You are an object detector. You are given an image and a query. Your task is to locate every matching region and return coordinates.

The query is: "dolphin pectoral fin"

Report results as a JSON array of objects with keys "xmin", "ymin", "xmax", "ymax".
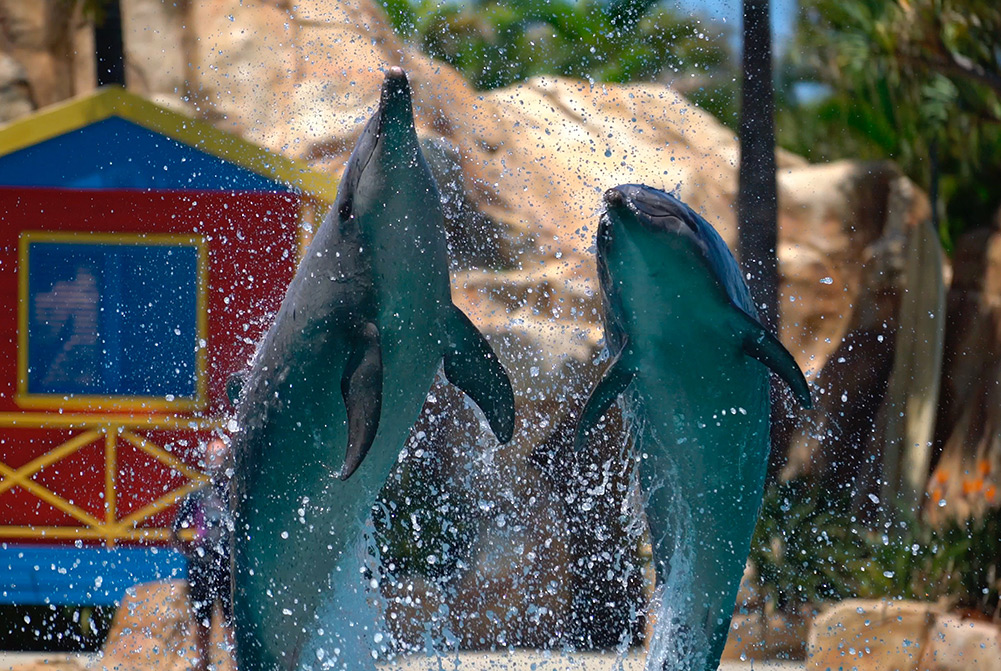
[
  {"xmin": 574, "ymin": 351, "xmax": 635, "ymax": 451},
  {"xmin": 339, "ymin": 322, "xmax": 383, "ymax": 481},
  {"xmin": 739, "ymin": 316, "xmax": 813, "ymax": 409},
  {"xmin": 442, "ymin": 304, "xmax": 516, "ymax": 443}
]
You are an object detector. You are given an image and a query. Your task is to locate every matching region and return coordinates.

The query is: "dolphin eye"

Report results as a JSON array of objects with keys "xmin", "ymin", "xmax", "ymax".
[{"xmin": 338, "ymin": 196, "xmax": 353, "ymax": 221}]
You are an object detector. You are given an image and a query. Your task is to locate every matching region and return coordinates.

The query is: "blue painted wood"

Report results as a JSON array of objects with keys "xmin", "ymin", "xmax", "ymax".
[
  {"xmin": 0, "ymin": 545, "xmax": 188, "ymax": 605},
  {"xmin": 26, "ymin": 240, "xmax": 200, "ymax": 398},
  {"xmin": 0, "ymin": 117, "xmax": 292, "ymax": 192}
]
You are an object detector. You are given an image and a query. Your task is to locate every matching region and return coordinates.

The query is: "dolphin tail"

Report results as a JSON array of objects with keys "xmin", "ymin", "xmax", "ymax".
[
  {"xmin": 738, "ymin": 312, "xmax": 813, "ymax": 409},
  {"xmin": 442, "ymin": 304, "xmax": 516, "ymax": 443},
  {"xmin": 339, "ymin": 322, "xmax": 384, "ymax": 480},
  {"xmin": 573, "ymin": 348, "xmax": 635, "ymax": 451}
]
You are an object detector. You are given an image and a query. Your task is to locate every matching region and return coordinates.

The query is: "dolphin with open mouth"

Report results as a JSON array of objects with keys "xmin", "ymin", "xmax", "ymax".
[
  {"xmin": 575, "ymin": 184, "xmax": 811, "ymax": 671},
  {"xmin": 230, "ymin": 67, "xmax": 515, "ymax": 671}
]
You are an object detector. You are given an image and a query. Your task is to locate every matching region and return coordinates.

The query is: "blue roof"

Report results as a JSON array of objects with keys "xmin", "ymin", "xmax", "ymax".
[{"xmin": 0, "ymin": 116, "xmax": 293, "ymax": 191}]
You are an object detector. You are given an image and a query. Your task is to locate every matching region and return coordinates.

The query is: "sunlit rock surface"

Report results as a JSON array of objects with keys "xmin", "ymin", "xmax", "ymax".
[
  {"xmin": 97, "ymin": 580, "xmax": 234, "ymax": 671},
  {"xmin": 808, "ymin": 599, "xmax": 941, "ymax": 671},
  {"xmin": 807, "ymin": 598, "xmax": 1001, "ymax": 671}
]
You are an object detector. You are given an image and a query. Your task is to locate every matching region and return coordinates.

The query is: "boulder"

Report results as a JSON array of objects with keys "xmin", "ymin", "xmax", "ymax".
[
  {"xmin": 779, "ymin": 164, "xmax": 945, "ymax": 514},
  {"xmin": 918, "ymin": 615, "xmax": 1001, "ymax": 671},
  {"xmin": 6, "ymin": 657, "xmax": 87, "ymax": 671},
  {"xmin": 0, "ymin": 53, "xmax": 33, "ymax": 122},
  {"xmin": 97, "ymin": 580, "xmax": 234, "ymax": 671},
  {"xmin": 0, "ymin": 0, "xmax": 93, "ymax": 107},
  {"xmin": 807, "ymin": 599, "xmax": 942, "ymax": 671}
]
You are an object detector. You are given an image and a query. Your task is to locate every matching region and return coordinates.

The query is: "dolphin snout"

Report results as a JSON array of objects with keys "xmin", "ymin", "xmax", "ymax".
[
  {"xmin": 603, "ymin": 187, "xmax": 626, "ymax": 208},
  {"xmin": 380, "ymin": 66, "xmax": 412, "ymax": 101}
]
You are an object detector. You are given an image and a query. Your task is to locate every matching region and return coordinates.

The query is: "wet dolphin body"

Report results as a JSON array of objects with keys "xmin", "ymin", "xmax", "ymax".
[
  {"xmin": 231, "ymin": 68, "xmax": 515, "ymax": 671},
  {"xmin": 575, "ymin": 185, "xmax": 811, "ymax": 671}
]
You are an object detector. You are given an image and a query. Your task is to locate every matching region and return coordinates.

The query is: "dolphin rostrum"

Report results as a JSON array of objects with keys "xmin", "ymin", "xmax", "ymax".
[
  {"xmin": 231, "ymin": 67, "xmax": 515, "ymax": 671},
  {"xmin": 575, "ymin": 185, "xmax": 810, "ymax": 671}
]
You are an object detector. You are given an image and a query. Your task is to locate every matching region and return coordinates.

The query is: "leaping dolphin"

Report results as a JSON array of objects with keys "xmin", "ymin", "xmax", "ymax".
[
  {"xmin": 231, "ymin": 67, "xmax": 515, "ymax": 671},
  {"xmin": 575, "ymin": 185, "xmax": 810, "ymax": 671}
]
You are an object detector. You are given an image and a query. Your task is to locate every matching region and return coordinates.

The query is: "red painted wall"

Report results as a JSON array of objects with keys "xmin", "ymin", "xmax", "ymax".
[{"xmin": 0, "ymin": 187, "xmax": 300, "ymax": 545}]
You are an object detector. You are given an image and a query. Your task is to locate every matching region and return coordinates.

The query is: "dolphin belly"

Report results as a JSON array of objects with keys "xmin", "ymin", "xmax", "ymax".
[{"xmin": 632, "ymin": 354, "xmax": 771, "ymax": 671}]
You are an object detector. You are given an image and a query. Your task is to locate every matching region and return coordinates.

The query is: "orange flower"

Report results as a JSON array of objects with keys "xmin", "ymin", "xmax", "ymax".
[
  {"xmin": 986, "ymin": 485, "xmax": 997, "ymax": 503},
  {"xmin": 977, "ymin": 459, "xmax": 991, "ymax": 477},
  {"xmin": 931, "ymin": 487, "xmax": 944, "ymax": 503},
  {"xmin": 962, "ymin": 479, "xmax": 983, "ymax": 496},
  {"xmin": 935, "ymin": 469, "xmax": 950, "ymax": 484}
]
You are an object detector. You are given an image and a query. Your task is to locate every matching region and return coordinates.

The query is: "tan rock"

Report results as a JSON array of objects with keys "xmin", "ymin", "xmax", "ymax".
[
  {"xmin": 808, "ymin": 599, "xmax": 942, "ymax": 671},
  {"xmin": 121, "ymin": 0, "xmax": 188, "ymax": 105},
  {"xmin": 723, "ymin": 609, "xmax": 811, "ymax": 663},
  {"xmin": 0, "ymin": 0, "xmax": 93, "ymax": 107},
  {"xmin": 0, "ymin": 53, "xmax": 33, "ymax": 122},
  {"xmin": 918, "ymin": 616, "xmax": 1001, "ymax": 671},
  {"xmin": 6, "ymin": 657, "xmax": 87, "ymax": 671},
  {"xmin": 780, "ymin": 164, "xmax": 946, "ymax": 510},
  {"xmin": 98, "ymin": 580, "xmax": 234, "ymax": 671}
]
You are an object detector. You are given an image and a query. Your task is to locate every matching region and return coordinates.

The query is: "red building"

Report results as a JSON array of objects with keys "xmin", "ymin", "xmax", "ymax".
[{"xmin": 0, "ymin": 87, "xmax": 336, "ymax": 605}]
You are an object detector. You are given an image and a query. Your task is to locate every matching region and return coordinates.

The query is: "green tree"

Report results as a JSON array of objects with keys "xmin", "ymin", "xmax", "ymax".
[
  {"xmin": 778, "ymin": 0, "xmax": 1001, "ymax": 245},
  {"xmin": 381, "ymin": 0, "xmax": 735, "ymax": 106}
]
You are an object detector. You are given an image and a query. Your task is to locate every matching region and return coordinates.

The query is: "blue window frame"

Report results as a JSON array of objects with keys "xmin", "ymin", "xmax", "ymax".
[{"xmin": 17, "ymin": 232, "xmax": 207, "ymax": 411}]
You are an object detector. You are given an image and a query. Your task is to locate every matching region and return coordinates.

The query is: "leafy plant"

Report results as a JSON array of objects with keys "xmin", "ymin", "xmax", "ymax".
[
  {"xmin": 777, "ymin": 0, "xmax": 1001, "ymax": 245},
  {"xmin": 381, "ymin": 0, "xmax": 735, "ymax": 102},
  {"xmin": 750, "ymin": 477, "xmax": 1001, "ymax": 619}
]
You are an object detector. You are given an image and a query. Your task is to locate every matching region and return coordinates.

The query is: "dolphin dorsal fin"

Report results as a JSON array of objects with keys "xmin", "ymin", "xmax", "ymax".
[
  {"xmin": 738, "ymin": 313, "xmax": 812, "ymax": 408},
  {"xmin": 442, "ymin": 304, "xmax": 516, "ymax": 443},
  {"xmin": 574, "ymin": 347, "xmax": 635, "ymax": 451}
]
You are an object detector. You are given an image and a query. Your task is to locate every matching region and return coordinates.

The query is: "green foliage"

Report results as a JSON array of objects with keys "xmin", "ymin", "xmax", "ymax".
[
  {"xmin": 777, "ymin": 0, "xmax": 1001, "ymax": 243},
  {"xmin": 749, "ymin": 479, "xmax": 869, "ymax": 610},
  {"xmin": 373, "ymin": 455, "xmax": 476, "ymax": 584},
  {"xmin": 380, "ymin": 0, "xmax": 734, "ymax": 99},
  {"xmin": 750, "ymin": 478, "xmax": 1001, "ymax": 617}
]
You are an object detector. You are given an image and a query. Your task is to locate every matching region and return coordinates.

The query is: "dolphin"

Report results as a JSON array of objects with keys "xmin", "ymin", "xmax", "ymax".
[
  {"xmin": 230, "ymin": 67, "xmax": 515, "ymax": 671},
  {"xmin": 574, "ymin": 185, "xmax": 811, "ymax": 671}
]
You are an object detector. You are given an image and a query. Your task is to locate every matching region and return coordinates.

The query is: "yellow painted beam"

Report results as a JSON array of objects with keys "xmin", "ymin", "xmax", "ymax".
[
  {"xmin": 0, "ymin": 429, "xmax": 102, "ymax": 496},
  {"xmin": 115, "ymin": 479, "xmax": 205, "ymax": 530},
  {"xmin": 0, "ymin": 412, "xmax": 226, "ymax": 430},
  {"xmin": 0, "ymin": 462, "xmax": 105, "ymax": 528},
  {"xmin": 119, "ymin": 430, "xmax": 211, "ymax": 484}
]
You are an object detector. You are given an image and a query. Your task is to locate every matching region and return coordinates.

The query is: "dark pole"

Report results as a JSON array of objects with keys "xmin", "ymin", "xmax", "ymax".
[
  {"xmin": 94, "ymin": 0, "xmax": 126, "ymax": 87},
  {"xmin": 737, "ymin": 0, "xmax": 778, "ymax": 332}
]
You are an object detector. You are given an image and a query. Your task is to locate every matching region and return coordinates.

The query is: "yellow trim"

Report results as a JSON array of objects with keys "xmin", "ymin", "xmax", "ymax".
[
  {"xmin": 0, "ymin": 429, "xmax": 101, "ymax": 496},
  {"xmin": 119, "ymin": 430, "xmax": 206, "ymax": 483},
  {"xmin": 0, "ymin": 527, "xmax": 193, "ymax": 542},
  {"xmin": 0, "ymin": 85, "xmax": 339, "ymax": 204},
  {"xmin": 0, "ymin": 422, "xmax": 213, "ymax": 546},
  {"xmin": 16, "ymin": 231, "xmax": 209, "ymax": 413},
  {"xmin": 0, "ymin": 461, "xmax": 105, "ymax": 528},
  {"xmin": 104, "ymin": 431, "xmax": 116, "ymax": 547},
  {"xmin": 0, "ymin": 412, "xmax": 225, "ymax": 430}
]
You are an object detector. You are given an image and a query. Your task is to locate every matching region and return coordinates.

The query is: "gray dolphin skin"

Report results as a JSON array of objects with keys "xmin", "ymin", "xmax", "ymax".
[
  {"xmin": 575, "ymin": 184, "xmax": 811, "ymax": 671},
  {"xmin": 231, "ymin": 67, "xmax": 515, "ymax": 671}
]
